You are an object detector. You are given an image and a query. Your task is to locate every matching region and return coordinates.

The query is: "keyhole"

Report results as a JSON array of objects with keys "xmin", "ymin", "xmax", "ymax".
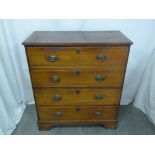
[
  {"xmin": 75, "ymin": 48, "xmax": 80, "ymax": 53},
  {"xmin": 75, "ymin": 70, "xmax": 80, "ymax": 76},
  {"xmin": 76, "ymin": 107, "xmax": 80, "ymax": 112},
  {"xmin": 76, "ymin": 90, "xmax": 80, "ymax": 94}
]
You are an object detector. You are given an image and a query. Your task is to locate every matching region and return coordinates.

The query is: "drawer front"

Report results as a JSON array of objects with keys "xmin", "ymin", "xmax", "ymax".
[
  {"xmin": 37, "ymin": 106, "xmax": 118, "ymax": 121},
  {"xmin": 26, "ymin": 46, "xmax": 129, "ymax": 69},
  {"xmin": 34, "ymin": 88, "xmax": 121, "ymax": 106},
  {"xmin": 31, "ymin": 70, "xmax": 124, "ymax": 87}
]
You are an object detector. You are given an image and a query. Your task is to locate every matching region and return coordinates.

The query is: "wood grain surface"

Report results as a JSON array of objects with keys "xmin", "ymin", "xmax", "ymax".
[
  {"xmin": 30, "ymin": 69, "xmax": 124, "ymax": 88},
  {"xmin": 26, "ymin": 46, "xmax": 129, "ymax": 69},
  {"xmin": 37, "ymin": 106, "xmax": 119, "ymax": 121},
  {"xmin": 34, "ymin": 88, "xmax": 121, "ymax": 106},
  {"xmin": 23, "ymin": 31, "xmax": 133, "ymax": 46}
]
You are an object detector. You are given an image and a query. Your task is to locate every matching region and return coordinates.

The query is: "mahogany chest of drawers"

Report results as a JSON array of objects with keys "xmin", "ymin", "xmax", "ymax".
[{"xmin": 23, "ymin": 31, "xmax": 132, "ymax": 130}]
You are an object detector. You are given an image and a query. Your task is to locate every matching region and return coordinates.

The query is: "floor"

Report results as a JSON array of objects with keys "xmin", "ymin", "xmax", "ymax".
[{"xmin": 12, "ymin": 103, "xmax": 155, "ymax": 135}]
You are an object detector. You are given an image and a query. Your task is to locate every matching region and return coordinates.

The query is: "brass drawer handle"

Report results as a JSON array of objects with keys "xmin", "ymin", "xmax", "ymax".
[
  {"xmin": 96, "ymin": 75, "xmax": 105, "ymax": 82},
  {"xmin": 96, "ymin": 55, "xmax": 106, "ymax": 61},
  {"xmin": 94, "ymin": 111, "xmax": 102, "ymax": 116},
  {"xmin": 55, "ymin": 112, "xmax": 62, "ymax": 117},
  {"xmin": 51, "ymin": 76, "xmax": 60, "ymax": 83},
  {"xmin": 48, "ymin": 55, "xmax": 57, "ymax": 62},
  {"xmin": 95, "ymin": 95, "xmax": 104, "ymax": 100},
  {"xmin": 53, "ymin": 95, "xmax": 62, "ymax": 101}
]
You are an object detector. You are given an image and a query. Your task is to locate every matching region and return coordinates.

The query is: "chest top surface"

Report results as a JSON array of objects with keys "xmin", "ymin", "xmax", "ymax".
[{"xmin": 22, "ymin": 31, "xmax": 133, "ymax": 46}]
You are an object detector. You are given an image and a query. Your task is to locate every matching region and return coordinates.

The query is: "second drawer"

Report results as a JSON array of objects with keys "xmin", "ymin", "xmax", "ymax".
[
  {"xmin": 30, "ymin": 69, "xmax": 124, "ymax": 87},
  {"xmin": 34, "ymin": 88, "xmax": 121, "ymax": 106}
]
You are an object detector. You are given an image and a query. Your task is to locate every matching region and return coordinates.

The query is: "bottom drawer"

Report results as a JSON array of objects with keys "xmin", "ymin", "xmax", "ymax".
[{"xmin": 37, "ymin": 106, "xmax": 118, "ymax": 121}]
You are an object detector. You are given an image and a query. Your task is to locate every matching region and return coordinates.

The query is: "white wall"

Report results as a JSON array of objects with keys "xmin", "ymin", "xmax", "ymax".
[{"xmin": 3, "ymin": 19, "xmax": 155, "ymax": 105}]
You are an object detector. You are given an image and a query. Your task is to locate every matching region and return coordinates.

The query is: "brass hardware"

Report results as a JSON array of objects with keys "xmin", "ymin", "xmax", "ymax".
[
  {"xmin": 94, "ymin": 111, "xmax": 102, "ymax": 116},
  {"xmin": 76, "ymin": 90, "xmax": 80, "ymax": 94},
  {"xmin": 96, "ymin": 75, "xmax": 105, "ymax": 82},
  {"xmin": 96, "ymin": 55, "xmax": 106, "ymax": 61},
  {"xmin": 75, "ymin": 70, "xmax": 80, "ymax": 75},
  {"xmin": 51, "ymin": 76, "xmax": 60, "ymax": 83},
  {"xmin": 55, "ymin": 112, "xmax": 62, "ymax": 117},
  {"xmin": 48, "ymin": 55, "xmax": 57, "ymax": 62},
  {"xmin": 53, "ymin": 95, "xmax": 62, "ymax": 101},
  {"xmin": 75, "ymin": 48, "xmax": 80, "ymax": 53},
  {"xmin": 95, "ymin": 95, "xmax": 104, "ymax": 100}
]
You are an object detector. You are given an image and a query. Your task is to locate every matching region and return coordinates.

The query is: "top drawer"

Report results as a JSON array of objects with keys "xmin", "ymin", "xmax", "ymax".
[{"xmin": 26, "ymin": 46, "xmax": 129, "ymax": 69}]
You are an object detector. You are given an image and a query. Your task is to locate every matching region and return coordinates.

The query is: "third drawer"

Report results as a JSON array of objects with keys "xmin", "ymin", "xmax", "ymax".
[{"xmin": 34, "ymin": 88, "xmax": 121, "ymax": 106}]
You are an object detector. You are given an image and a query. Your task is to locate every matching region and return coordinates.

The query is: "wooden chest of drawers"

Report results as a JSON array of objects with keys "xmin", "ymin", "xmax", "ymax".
[{"xmin": 23, "ymin": 31, "xmax": 132, "ymax": 130}]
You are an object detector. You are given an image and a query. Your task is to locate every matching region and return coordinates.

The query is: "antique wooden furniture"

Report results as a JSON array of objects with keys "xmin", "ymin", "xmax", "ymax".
[{"xmin": 23, "ymin": 31, "xmax": 132, "ymax": 130}]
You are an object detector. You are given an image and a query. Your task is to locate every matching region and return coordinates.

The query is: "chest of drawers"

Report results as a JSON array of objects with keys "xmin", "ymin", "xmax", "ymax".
[{"xmin": 23, "ymin": 31, "xmax": 132, "ymax": 130}]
